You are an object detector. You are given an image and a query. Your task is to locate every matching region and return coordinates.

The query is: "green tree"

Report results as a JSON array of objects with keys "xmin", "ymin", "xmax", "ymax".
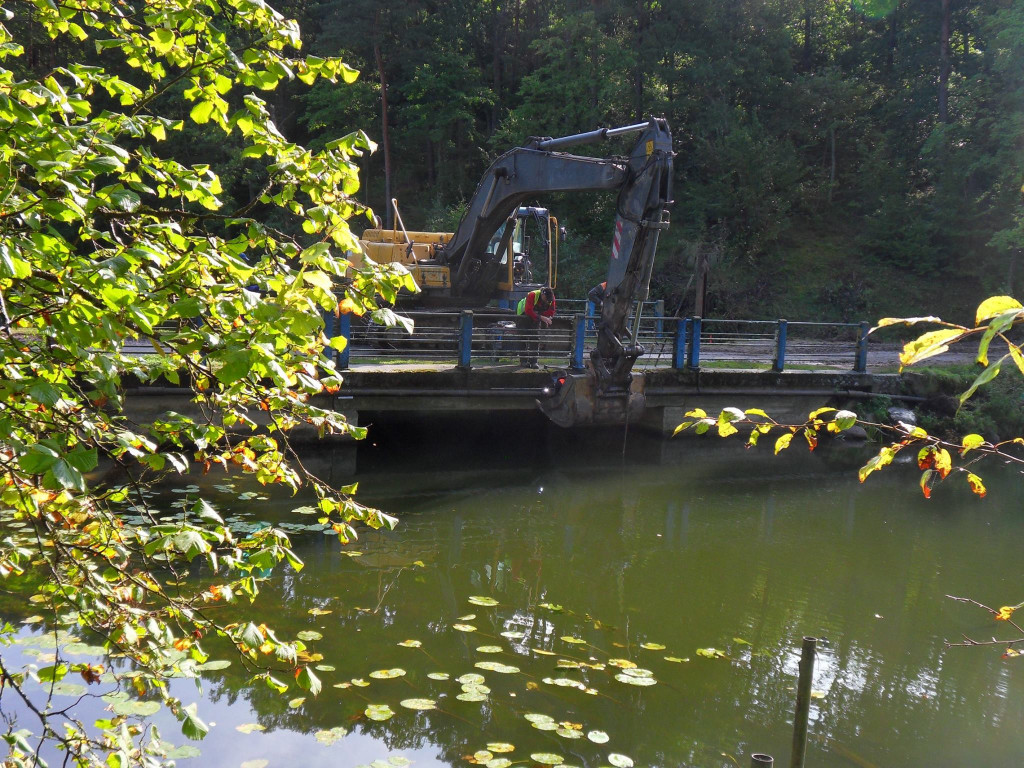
[{"xmin": 0, "ymin": 0, "xmax": 413, "ymax": 763}]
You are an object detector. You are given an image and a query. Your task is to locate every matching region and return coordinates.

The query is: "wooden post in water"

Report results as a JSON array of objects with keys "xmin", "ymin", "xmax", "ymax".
[
  {"xmin": 789, "ymin": 636, "xmax": 817, "ymax": 768},
  {"xmin": 751, "ymin": 755, "xmax": 774, "ymax": 767}
]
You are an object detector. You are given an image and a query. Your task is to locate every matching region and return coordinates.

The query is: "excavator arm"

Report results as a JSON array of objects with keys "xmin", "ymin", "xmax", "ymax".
[{"xmin": 438, "ymin": 118, "xmax": 674, "ymax": 427}]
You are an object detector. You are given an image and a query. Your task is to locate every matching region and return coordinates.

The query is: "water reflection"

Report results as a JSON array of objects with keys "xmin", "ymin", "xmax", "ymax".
[{"xmin": 5, "ymin": 433, "xmax": 1024, "ymax": 768}]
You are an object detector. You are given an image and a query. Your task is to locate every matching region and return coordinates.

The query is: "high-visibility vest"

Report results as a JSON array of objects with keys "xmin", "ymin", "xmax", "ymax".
[{"xmin": 517, "ymin": 289, "xmax": 542, "ymax": 316}]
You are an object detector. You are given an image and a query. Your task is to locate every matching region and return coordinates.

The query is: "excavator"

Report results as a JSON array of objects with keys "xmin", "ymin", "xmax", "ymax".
[{"xmin": 356, "ymin": 117, "xmax": 674, "ymax": 427}]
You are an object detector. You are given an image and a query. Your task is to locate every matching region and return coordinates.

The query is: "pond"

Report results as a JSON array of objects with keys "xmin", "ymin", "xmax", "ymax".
[{"xmin": 6, "ymin": 418, "xmax": 1024, "ymax": 767}]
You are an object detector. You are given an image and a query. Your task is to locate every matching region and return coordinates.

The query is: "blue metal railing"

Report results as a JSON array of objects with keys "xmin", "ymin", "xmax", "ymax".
[{"xmin": 324, "ymin": 310, "xmax": 869, "ymax": 373}]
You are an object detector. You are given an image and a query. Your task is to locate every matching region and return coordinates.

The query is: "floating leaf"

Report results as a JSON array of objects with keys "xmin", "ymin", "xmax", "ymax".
[
  {"xmin": 240, "ymin": 761, "xmax": 269, "ymax": 768},
  {"xmin": 556, "ymin": 728, "xmax": 583, "ymax": 739},
  {"xmin": 474, "ymin": 661, "xmax": 519, "ymax": 674},
  {"xmin": 810, "ymin": 690, "xmax": 827, "ymax": 699},
  {"xmin": 532, "ymin": 721, "xmax": 559, "ymax": 731},
  {"xmin": 664, "ymin": 656, "xmax": 688, "ymax": 663},
  {"xmin": 453, "ymin": 624, "xmax": 477, "ymax": 633},
  {"xmin": 476, "ymin": 645, "xmax": 503, "ymax": 654},
  {"xmin": 351, "ymin": 678, "xmax": 370, "ymax": 687},
  {"xmin": 461, "ymin": 683, "xmax": 490, "ymax": 694},
  {"xmin": 560, "ymin": 636, "xmax": 586, "ymax": 644},
  {"xmin": 397, "ymin": 639, "xmax": 422, "ymax": 648},
  {"xmin": 166, "ymin": 747, "xmax": 202, "ymax": 760},
  {"xmin": 487, "ymin": 760, "xmax": 512, "ymax": 768},
  {"xmin": 315, "ymin": 664, "xmax": 336, "ymax": 672},
  {"xmin": 487, "ymin": 743, "xmax": 515, "ymax": 753},
  {"xmin": 297, "ymin": 630, "xmax": 323, "ymax": 642},
  {"xmin": 308, "ymin": 608, "xmax": 333, "ymax": 616},
  {"xmin": 468, "ymin": 596, "xmax": 500, "ymax": 607},
  {"xmin": 696, "ymin": 648, "xmax": 728, "ymax": 659},
  {"xmin": 587, "ymin": 731, "xmax": 610, "ymax": 744},
  {"xmin": 524, "ymin": 713, "xmax": 555, "ymax": 724},
  {"xmin": 457, "ymin": 691, "xmax": 488, "ymax": 702},
  {"xmin": 51, "ymin": 682, "xmax": 87, "ymax": 696},
  {"xmin": 607, "ymin": 754, "xmax": 634, "ymax": 768},
  {"xmin": 607, "ymin": 659, "xmax": 637, "ymax": 669},
  {"xmin": 427, "ymin": 672, "xmax": 450, "ymax": 681},
  {"xmin": 458, "ymin": 614, "xmax": 477, "ymax": 621},
  {"xmin": 545, "ymin": 677, "xmax": 585, "ymax": 689},
  {"xmin": 538, "ymin": 603, "xmax": 563, "ymax": 612},
  {"xmin": 472, "ymin": 751, "xmax": 494, "ymax": 763},
  {"xmin": 500, "ymin": 631, "xmax": 525, "ymax": 640},
  {"xmin": 235, "ymin": 723, "xmax": 266, "ymax": 734},
  {"xmin": 369, "ymin": 668, "xmax": 406, "ymax": 679},
  {"xmin": 615, "ymin": 673, "xmax": 656, "ymax": 686},
  {"xmin": 112, "ymin": 699, "xmax": 161, "ymax": 717},
  {"xmin": 365, "ymin": 704, "xmax": 395, "ymax": 722},
  {"xmin": 639, "ymin": 642, "xmax": 666, "ymax": 650},
  {"xmin": 532, "ymin": 648, "xmax": 555, "ymax": 656},
  {"xmin": 314, "ymin": 726, "xmax": 348, "ymax": 745},
  {"xmin": 288, "ymin": 697, "xmax": 306, "ymax": 708},
  {"xmin": 530, "ymin": 753, "xmax": 564, "ymax": 765},
  {"xmin": 457, "ymin": 673, "xmax": 485, "ymax": 685},
  {"xmin": 21, "ymin": 615, "xmax": 44, "ymax": 624},
  {"xmin": 399, "ymin": 698, "xmax": 436, "ymax": 710}
]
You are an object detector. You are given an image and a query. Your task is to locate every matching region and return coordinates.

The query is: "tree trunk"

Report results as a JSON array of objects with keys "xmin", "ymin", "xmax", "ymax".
[
  {"xmin": 938, "ymin": 0, "xmax": 951, "ymax": 123},
  {"xmin": 373, "ymin": 34, "xmax": 393, "ymax": 228}
]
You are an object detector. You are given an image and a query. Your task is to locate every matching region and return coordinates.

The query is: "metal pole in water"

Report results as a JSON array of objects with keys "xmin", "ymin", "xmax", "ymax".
[
  {"xmin": 789, "ymin": 636, "xmax": 817, "ymax": 768},
  {"xmin": 751, "ymin": 755, "xmax": 774, "ymax": 767}
]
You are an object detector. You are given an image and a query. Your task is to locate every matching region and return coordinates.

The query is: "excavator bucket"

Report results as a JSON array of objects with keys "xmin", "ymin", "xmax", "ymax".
[{"xmin": 537, "ymin": 370, "xmax": 646, "ymax": 427}]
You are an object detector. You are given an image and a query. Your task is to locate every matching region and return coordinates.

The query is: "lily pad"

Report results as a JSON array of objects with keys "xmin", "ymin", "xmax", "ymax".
[
  {"xmin": 314, "ymin": 726, "xmax": 348, "ymax": 745},
  {"xmin": 538, "ymin": 603, "xmax": 563, "ymax": 612},
  {"xmin": 640, "ymin": 642, "xmax": 666, "ymax": 650},
  {"xmin": 555, "ymin": 728, "xmax": 583, "ymax": 739},
  {"xmin": 369, "ymin": 668, "xmax": 406, "ymax": 679},
  {"xmin": 560, "ymin": 636, "xmax": 586, "ymax": 645},
  {"xmin": 167, "ymin": 746, "xmax": 202, "ymax": 759},
  {"xmin": 531, "ymin": 721, "xmax": 559, "ymax": 731},
  {"xmin": 235, "ymin": 723, "xmax": 266, "ymax": 734},
  {"xmin": 487, "ymin": 743, "xmax": 515, "ymax": 753},
  {"xmin": 532, "ymin": 648, "xmax": 555, "ymax": 656},
  {"xmin": 524, "ymin": 713, "xmax": 555, "ymax": 724},
  {"xmin": 397, "ymin": 639, "xmax": 422, "ymax": 648},
  {"xmin": 399, "ymin": 698, "xmax": 436, "ymax": 711},
  {"xmin": 468, "ymin": 596, "xmax": 499, "ymax": 607},
  {"xmin": 288, "ymin": 697, "xmax": 306, "ymax": 708},
  {"xmin": 365, "ymin": 704, "xmax": 395, "ymax": 721},
  {"xmin": 487, "ymin": 759, "xmax": 512, "ymax": 768},
  {"xmin": 607, "ymin": 754, "xmax": 634, "ymax": 768},
  {"xmin": 458, "ymin": 614, "xmax": 477, "ymax": 621},
  {"xmin": 530, "ymin": 753, "xmax": 564, "ymax": 765},
  {"xmin": 664, "ymin": 656, "xmax": 689, "ymax": 663},
  {"xmin": 315, "ymin": 664, "xmax": 336, "ymax": 672},
  {"xmin": 240, "ymin": 761, "xmax": 268, "ymax": 768},
  {"xmin": 297, "ymin": 630, "xmax": 323, "ymax": 642},
  {"xmin": 458, "ymin": 673, "xmax": 485, "ymax": 685},
  {"xmin": 500, "ymin": 631, "xmax": 525, "ymax": 639},
  {"xmin": 51, "ymin": 682, "xmax": 87, "ymax": 697},
  {"xmin": 474, "ymin": 661, "xmax": 519, "ymax": 674},
  {"xmin": 607, "ymin": 659, "xmax": 637, "ymax": 669},
  {"xmin": 351, "ymin": 678, "xmax": 370, "ymax": 687},
  {"xmin": 476, "ymin": 645, "xmax": 503, "ymax": 654},
  {"xmin": 112, "ymin": 699, "xmax": 161, "ymax": 717},
  {"xmin": 456, "ymin": 691, "xmax": 488, "ymax": 702},
  {"xmin": 308, "ymin": 608, "xmax": 333, "ymax": 616},
  {"xmin": 473, "ymin": 751, "xmax": 494, "ymax": 763},
  {"xmin": 452, "ymin": 623, "xmax": 477, "ymax": 633},
  {"xmin": 615, "ymin": 672, "xmax": 656, "ymax": 687},
  {"xmin": 427, "ymin": 672, "xmax": 450, "ymax": 681},
  {"xmin": 587, "ymin": 730, "xmax": 610, "ymax": 744}
]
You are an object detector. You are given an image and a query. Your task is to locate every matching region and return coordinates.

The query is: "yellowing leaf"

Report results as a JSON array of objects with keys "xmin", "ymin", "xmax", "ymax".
[
  {"xmin": 975, "ymin": 296, "xmax": 1023, "ymax": 326},
  {"xmin": 774, "ymin": 433, "xmax": 793, "ymax": 455},
  {"xmin": 899, "ymin": 329, "xmax": 964, "ymax": 368},
  {"xmin": 996, "ymin": 606, "xmax": 1015, "ymax": 621},
  {"xmin": 966, "ymin": 473, "xmax": 987, "ymax": 498},
  {"xmin": 961, "ymin": 434, "xmax": 985, "ymax": 455}
]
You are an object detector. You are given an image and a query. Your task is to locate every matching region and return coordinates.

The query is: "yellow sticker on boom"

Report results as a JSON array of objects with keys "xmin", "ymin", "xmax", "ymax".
[{"xmin": 646, "ymin": 140, "xmax": 654, "ymax": 156}]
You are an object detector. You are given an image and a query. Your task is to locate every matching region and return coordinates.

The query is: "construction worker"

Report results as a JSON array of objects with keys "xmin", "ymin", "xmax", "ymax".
[
  {"xmin": 587, "ymin": 280, "xmax": 607, "ymax": 314},
  {"xmin": 516, "ymin": 286, "xmax": 556, "ymax": 368}
]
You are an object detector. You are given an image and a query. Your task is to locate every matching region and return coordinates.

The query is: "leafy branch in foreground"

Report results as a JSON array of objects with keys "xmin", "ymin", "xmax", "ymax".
[
  {"xmin": 0, "ymin": 0, "xmax": 416, "ymax": 765},
  {"xmin": 675, "ymin": 295, "xmax": 1024, "ymax": 498}
]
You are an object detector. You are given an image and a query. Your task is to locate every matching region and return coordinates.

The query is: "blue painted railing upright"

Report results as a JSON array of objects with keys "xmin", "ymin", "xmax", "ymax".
[
  {"xmin": 773, "ymin": 320, "xmax": 788, "ymax": 372},
  {"xmin": 673, "ymin": 318, "xmax": 687, "ymax": 369},
  {"xmin": 687, "ymin": 316, "xmax": 701, "ymax": 370},
  {"xmin": 337, "ymin": 313, "xmax": 351, "ymax": 370},
  {"xmin": 457, "ymin": 310, "xmax": 473, "ymax": 369},
  {"xmin": 855, "ymin": 321, "xmax": 869, "ymax": 373}
]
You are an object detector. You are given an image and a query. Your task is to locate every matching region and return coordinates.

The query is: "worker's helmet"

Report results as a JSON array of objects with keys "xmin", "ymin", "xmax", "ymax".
[{"xmin": 540, "ymin": 287, "xmax": 554, "ymax": 302}]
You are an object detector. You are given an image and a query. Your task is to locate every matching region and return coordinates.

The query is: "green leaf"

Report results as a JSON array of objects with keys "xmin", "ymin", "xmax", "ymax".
[
  {"xmin": 296, "ymin": 666, "xmax": 322, "ymax": 696},
  {"xmin": 181, "ymin": 703, "xmax": 209, "ymax": 740},
  {"xmin": 190, "ymin": 101, "xmax": 215, "ymax": 124},
  {"xmin": 960, "ymin": 359, "xmax": 1003, "ymax": 406}
]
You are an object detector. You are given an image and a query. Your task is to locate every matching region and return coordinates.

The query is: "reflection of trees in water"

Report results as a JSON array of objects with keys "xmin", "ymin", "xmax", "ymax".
[{"xmin": 187, "ymin": 462, "xmax": 1024, "ymax": 767}]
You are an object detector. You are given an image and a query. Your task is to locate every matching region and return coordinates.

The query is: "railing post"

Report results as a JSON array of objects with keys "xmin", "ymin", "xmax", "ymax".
[
  {"xmin": 337, "ymin": 312, "xmax": 351, "ymax": 370},
  {"xmin": 773, "ymin": 319, "xmax": 788, "ymax": 373},
  {"xmin": 655, "ymin": 299, "xmax": 665, "ymax": 338},
  {"xmin": 855, "ymin": 320, "xmax": 869, "ymax": 373},
  {"xmin": 673, "ymin": 318, "xmax": 687, "ymax": 370},
  {"xmin": 586, "ymin": 300, "xmax": 596, "ymax": 331},
  {"xmin": 497, "ymin": 298, "xmax": 511, "ymax": 310},
  {"xmin": 686, "ymin": 316, "xmax": 701, "ymax": 370},
  {"xmin": 458, "ymin": 310, "xmax": 473, "ymax": 370},
  {"xmin": 789, "ymin": 637, "xmax": 817, "ymax": 768},
  {"xmin": 571, "ymin": 314, "xmax": 585, "ymax": 370},
  {"xmin": 751, "ymin": 756, "xmax": 774, "ymax": 767}
]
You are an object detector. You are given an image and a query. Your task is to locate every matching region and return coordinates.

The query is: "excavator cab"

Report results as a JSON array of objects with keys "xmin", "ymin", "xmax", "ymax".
[{"xmin": 492, "ymin": 206, "xmax": 559, "ymax": 299}]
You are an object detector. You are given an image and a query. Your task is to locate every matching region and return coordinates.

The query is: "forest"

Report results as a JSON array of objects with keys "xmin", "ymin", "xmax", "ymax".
[{"xmin": 20, "ymin": 0, "xmax": 1022, "ymax": 322}]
